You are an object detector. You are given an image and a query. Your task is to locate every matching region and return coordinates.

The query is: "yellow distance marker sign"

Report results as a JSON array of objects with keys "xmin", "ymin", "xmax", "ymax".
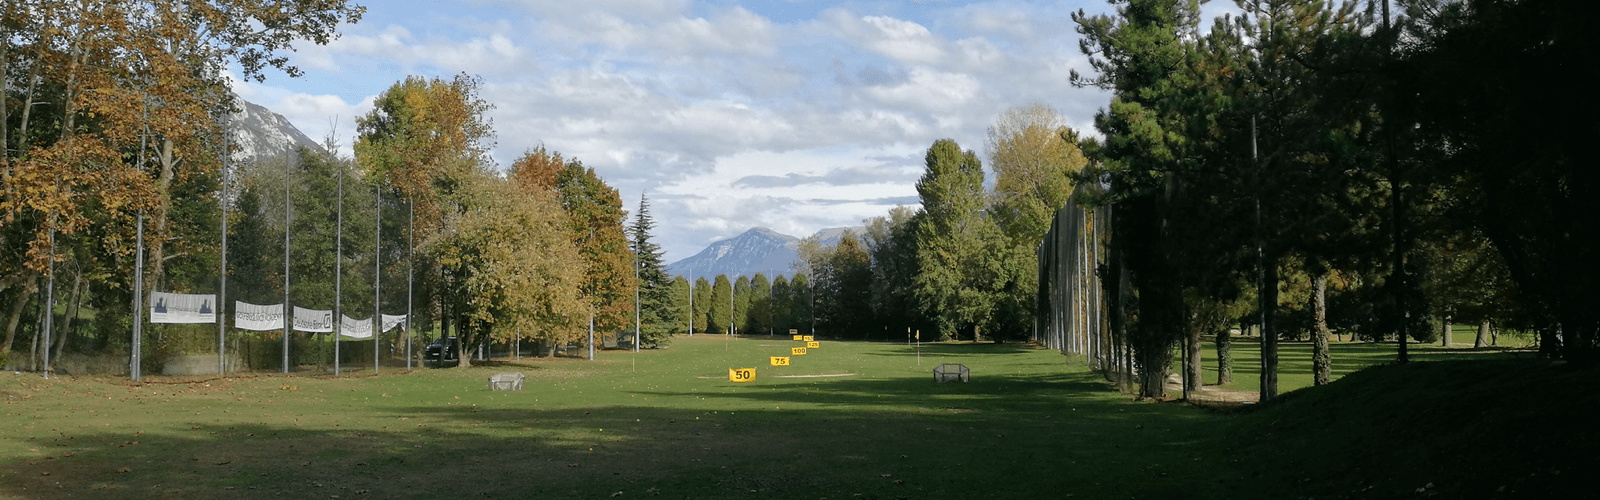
[
  {"xmin": 803, "ymin": 335, "xmax": 815, "ymax": 342},
  {"xmin": 806, "ymin": 341, "xmax": 820, "ymax": 349},
  {"xmin": 792, "ymin": 334, "xmax": 804, "ymax": 341},
  {"xmin": 728, "ymin": 367, "xmax": 756, "ymax": 383},
  {"xmin": 791, "ymin": 347, "xmax": 808, "ymax": 356},
  {"xmin": 769, "ymin": 356, "xmax": 790, "ymax": 366}
]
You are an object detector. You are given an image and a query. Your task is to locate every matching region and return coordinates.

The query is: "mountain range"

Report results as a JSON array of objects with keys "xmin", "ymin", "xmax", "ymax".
[
  {"xmin": 666, "ymin": 226, "xmax": 864, "ymax": 281},
  {"xmin": 228, "ymin": 95, "xmax": 327, "ymax": 165}
]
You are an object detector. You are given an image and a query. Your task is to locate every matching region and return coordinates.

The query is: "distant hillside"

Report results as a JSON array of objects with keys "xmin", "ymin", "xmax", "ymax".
[
  {"xmin": 667, "ymin": 227, "xmax": 798, "ymax": 280},
  {"xmin": 666, "ymin": 225, "xmax": 867, "ymax": 280},
  {"xmin": 228, "ymin": 95, "xmax": 326, "ymax": 165}
]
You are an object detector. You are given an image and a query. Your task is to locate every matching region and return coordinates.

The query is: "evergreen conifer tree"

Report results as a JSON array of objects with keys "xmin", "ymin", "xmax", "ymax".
[{"xmin": 629, "ymin": 195, "xmax": 675, "ymax": 346}]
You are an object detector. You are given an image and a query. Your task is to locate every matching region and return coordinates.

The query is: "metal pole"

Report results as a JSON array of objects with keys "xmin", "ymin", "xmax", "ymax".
[
  {"xmin": 44, "ymin": 229, "xmax": 54, "ymax": 379},
  {"xmin": 1254, "ymin": 115, "xmax": 1271, "ymax": 400},
  {"xmin": 133, "ymin": 213, "xmax": 144, "ymax": 382},
  {"xmin": 688, "ymin": 270, "xmax": 693, "ymax": 336},
  {"xmin": 588, "ymin": 308, "xmax": 595, "ymax": 360},
  {"xmin": 132, "ymin": 103, "xmax": 148, "ymax": 383},
  {"xmin": 406, "ymin": 197, "xmax": 413, "ymax": 370},
  {"xmin": 334, "ymin": 158, "xmax": 343, "ymax": 375},
  {"xmin": 1382, "ymin": 0, "xmax": 1409, "ymax": 365},
  {"xmin": 374, "ymin": 184, "xmax": 381, "ymax": 374},
  {"xmin": 283, "ymin": 147, "xmax": 291, "ymax": 374},
  {"xmin": 634, "ymin": 255, "xmax": 640, "ymax": 353},
  {"xmin": 219, "ymin": 118, "xmax": 229, "ymax": 375}
]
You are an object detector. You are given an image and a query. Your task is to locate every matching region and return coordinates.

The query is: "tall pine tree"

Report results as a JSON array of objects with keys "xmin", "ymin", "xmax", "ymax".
[{"xmin": 629, "ymin": 195, "xmax": 675, "ymax": 347}]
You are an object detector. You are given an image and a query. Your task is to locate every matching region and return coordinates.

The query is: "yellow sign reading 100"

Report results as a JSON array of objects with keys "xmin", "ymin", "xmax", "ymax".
[
  {"xmin": 791, "ymin": 347, "xmax": 807, "ymax": 356},
  {"xmin": 728, "ymin": 367, "xmax": 756, "ymax": 383},
  {"xmin": 769, "ymin": 356, "xmax": 790, "ymax": 366},
  {"xmin": 806, "ymin": 341, "xmax": 820, "ymax": 349}
]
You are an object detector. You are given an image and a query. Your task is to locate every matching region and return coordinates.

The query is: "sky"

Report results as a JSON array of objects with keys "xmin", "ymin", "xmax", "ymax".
[{"xmin": 226, "ymin": 0, "xmax": 1213, "ymax": 262}]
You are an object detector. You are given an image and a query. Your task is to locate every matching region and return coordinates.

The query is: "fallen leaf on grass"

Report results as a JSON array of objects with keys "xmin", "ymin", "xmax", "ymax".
[
  {"xmin": 115, "ymin": 467, "xmax": 130, "ymax": 473},
  {"xmin": 611, "ymin": 491, "xmax": 623, "ymax": 497}
]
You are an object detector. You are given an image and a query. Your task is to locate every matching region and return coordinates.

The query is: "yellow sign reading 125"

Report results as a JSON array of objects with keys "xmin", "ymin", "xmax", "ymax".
[
  {"xmin": 769, "ymin": 356, "xmax": 790, "ymax": 366},
  {"xmin": 791, "ymin": 347, "xmax": 807, "ymax": 356},
  {"xmin": 806, "ymin": 341, "xmax": 820, "ymax": 349},
  {"xmin": 728, "ymin": 367, "xmax": 756, "ymax": 383}
]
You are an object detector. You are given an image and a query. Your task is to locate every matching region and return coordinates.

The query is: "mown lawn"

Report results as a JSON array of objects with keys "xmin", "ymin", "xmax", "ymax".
[{"xmin": 1, "ymin": 334, "xmax": 1584, "ymax": 499}]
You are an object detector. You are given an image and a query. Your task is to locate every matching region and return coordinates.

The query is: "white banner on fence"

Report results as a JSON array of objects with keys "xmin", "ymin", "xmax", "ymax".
[
  {"xmin": 293, "ymin": 306, "xmax": 333, "ymax": 333},
  {"xmin": 150, "ymin": 292, "xmax": 217, "ymax": 324},
  {"xmin": 381, "ymin": 314, "xmax": 407, "ymax": 333},
  {"xmin": 339, "ymin": 315, "xmax": 373, "ymax": 339},
  {"xmin": 234, "ymin": 301, "xmax": 285, "ymax": 331}
]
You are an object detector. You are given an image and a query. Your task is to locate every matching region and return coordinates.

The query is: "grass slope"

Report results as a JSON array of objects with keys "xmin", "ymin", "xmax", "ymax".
[
  {"xmin": 1, "ymin": 336, "xmax": 1586, "ymax": 499},
  {"xmin": 1216, "ymin": 359, "xmax": 1595, "ymax": 499}
]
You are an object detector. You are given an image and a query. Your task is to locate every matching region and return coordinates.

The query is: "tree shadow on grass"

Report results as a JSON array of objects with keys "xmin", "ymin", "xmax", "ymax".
[
  {"xmin": 860, "ymin": 342, "xmax": 1043, "ymax": 358},
  {"xmin": 0, "ymin": 400, "xmax": 1216, "ymax": 500}
]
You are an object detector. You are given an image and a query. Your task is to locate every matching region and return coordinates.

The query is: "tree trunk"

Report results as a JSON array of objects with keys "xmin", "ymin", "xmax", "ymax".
[
  {"xmin": 456, "ymin": 317, "xmax": 473, "ymax": 368},
  {"xmin": 146, "ymin": 137, "xmax": 179, "ymax": 287},
  {"xmin": 54, "ymin": 271, "xmax": 83, "ymax": 361},
  {"xmin": 1260, "ymin": 254, "xmax": 1280, "ymax": 401},
  {"xmin": 1474, "ymin": 320, "xmax": 1489, "ymax": 348},
  {"xmin": 546, "ymin": 342, "xmax": 556, "ymax": 358},
  {"xmin": 1215, "ymin": 325, "xmax": 1232, "ymax": 385},
  {"xmin": 1185, "ymin": 321, "xmax": 1202, "ymax": 392},
  {"xmin": 1440, "ymin": 315, "xmax": 1451, "ymax": 346},
  {"xmin": 1538, "ymin": 325, "xmax": 1558, "ymax": 358},
  {"xmin": 2, "ymin": 274, "xmax": 37, "ymax": 355},
  {"xmin": 31, "ymin": 309, "xmax": 42, "ymax": 370},
  {"xmin": 1311, "ymin": 274, "xmax": 1331, "ymax": 386}
]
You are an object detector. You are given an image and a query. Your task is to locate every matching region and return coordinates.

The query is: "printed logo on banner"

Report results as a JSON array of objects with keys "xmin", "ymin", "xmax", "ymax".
[
  {"xmin": 149, "ymin": 292, "xmax": 217, "ymax": 324},
  {"xmin": 233, "ymin": 301, "xmax": 286, "ymax": 331},
  {"xmin": 293, "ymin": 306, "xmax": 334, "ymax": 333}
]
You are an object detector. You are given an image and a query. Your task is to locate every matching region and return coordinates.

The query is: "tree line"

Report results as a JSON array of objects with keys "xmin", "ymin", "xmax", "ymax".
[
  {"xmin": 1059, "ymin": 0, "xmax": 1596, "ymax": 398},
  {"xmin": 0, "ymin": 1, "xmax": 651, "ymax": 372},
  {"xmin": 707, "ymin": 105, "xmax": 1089, "ymax": 345},
  {"xmin": 0, "ymin": 1, "xmax": 366, "ymax": 371}
]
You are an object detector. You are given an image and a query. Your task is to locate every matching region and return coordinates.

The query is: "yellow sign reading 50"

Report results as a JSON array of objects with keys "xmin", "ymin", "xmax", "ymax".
[{"xmin": 728, "ymin": 367, "xmax": 756, "ymax": 382}]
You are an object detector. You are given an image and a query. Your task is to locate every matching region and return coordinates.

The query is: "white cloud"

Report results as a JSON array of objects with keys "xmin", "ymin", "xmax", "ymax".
[{"xmin": 233, "ymin": 0, "xmax": 1117, "ymax": 261}]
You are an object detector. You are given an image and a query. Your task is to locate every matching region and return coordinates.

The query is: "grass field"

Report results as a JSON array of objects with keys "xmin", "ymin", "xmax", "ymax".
[
  {"xmin": 1191, "ymin": 327, "xmax": 1538, "ymax": 393},
  {"xmin": 2, "ymin": 334, "xmax": 1587, "ymax": 499}
]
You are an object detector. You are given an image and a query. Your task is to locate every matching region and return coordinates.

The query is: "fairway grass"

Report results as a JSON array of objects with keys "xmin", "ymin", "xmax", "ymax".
[{"xmin": 2, "ymin": 335, "xmax": 1586, "ymax": 499}]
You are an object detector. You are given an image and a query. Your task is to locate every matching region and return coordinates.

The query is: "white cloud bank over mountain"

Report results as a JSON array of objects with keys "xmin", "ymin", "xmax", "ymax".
[{"xmin": 229, "ymin": 0, "xmax": 1132, "ymax": 260}]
